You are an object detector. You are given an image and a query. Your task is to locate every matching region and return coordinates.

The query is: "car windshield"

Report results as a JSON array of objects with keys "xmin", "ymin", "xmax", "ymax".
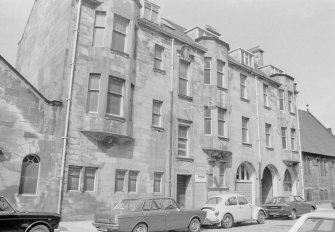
[
  {"xmin": 113, "ymin": 199, "xmax": 144, "ymax": 211},
  {"xmin": 205, "ymin": 197, "xmax": 222, "ymax": 205},
  {"xmin": 266, "ymin": 197, "xmax": 290, "ymax": 204}
]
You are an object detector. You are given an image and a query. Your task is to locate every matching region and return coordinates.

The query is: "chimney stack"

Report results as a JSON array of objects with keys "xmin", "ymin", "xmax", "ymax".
[{"xmin": 249, "ymin": 46, "xmax": 264, "ymax": 67}]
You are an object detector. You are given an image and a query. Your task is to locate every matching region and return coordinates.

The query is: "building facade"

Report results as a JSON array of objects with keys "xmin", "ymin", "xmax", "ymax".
[
  {"xmin": 0, "ymin": 0, "xmax": 303, "ymax": 220},
  {"xmin": 299, "ymin": 110, "xmax": 335, "ymax": 202}
]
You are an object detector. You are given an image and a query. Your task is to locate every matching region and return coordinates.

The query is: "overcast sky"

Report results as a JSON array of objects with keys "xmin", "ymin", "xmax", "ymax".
[{"xmin": 1, "ymin": 0, "xmax": 334, "ymax": 131}]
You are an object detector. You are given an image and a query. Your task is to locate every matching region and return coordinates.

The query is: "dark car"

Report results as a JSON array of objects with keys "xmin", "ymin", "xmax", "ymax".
[
  {"xmin": 262, "ymin": 195, "xmax": 316, "ymax": 220},
  {"xmin": 93, "ymin": 197, "xmax": 206, "ymax": 232},
  {"xmin": 0, "ymin": 196, "xmax": 61, "ymax": 232}
]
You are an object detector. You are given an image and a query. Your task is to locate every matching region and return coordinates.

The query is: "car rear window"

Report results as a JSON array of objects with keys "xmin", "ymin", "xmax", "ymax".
[
  {"xmin": 205, "ymin": 197, "xmax": 222, "ymax": 205},
  {"xmin": 114, "ymin": 199, "xmax": 144, "ymax": 211},
  {"xmin": 266, "ymin": 197, "xmax": 289, "ymax": 204}
]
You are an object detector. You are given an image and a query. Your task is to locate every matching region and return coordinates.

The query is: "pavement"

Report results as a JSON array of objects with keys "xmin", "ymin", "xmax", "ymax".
[{"xmin": 58, "ymin": 203, "xmax": 334, "ymax": 232}]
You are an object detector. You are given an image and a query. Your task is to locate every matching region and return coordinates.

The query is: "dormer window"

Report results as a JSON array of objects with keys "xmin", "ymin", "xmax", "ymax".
[
  {"xmin": 241, "ymin": 50, "xmax": 254, "ymax": 68},
  {"xmin": 143, "ymin": 0, "xmax": 159, "ymax": 24}
]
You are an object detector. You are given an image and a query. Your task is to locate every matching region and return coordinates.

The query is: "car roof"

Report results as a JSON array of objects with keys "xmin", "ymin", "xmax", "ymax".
[
  {"xmin": 208, "ymin": 193, "xmax": 246, "ymax": 199},
  {"xmin": 302, "ymin": 210, "xmax": 335, "ymax": 219},
  {"xmin": 121, "ymin": 197, "xmax": 174, "ymax": 201}
]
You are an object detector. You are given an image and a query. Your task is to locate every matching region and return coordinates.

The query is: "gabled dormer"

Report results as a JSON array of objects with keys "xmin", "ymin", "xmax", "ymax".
[
  {"xmin": 185, "ymin": 25, "xmax": 220, "ymax": 40},
  {"xmin": 142, "ymin": 0, "xmax": 160, "ymax": 24},
  {"xmin": 259, "ymin": 65, "xmax": 283, "ymax": 76},
  {"xmin": 228, "ymin": 48, "xmax": 255, "ymax": 69}
]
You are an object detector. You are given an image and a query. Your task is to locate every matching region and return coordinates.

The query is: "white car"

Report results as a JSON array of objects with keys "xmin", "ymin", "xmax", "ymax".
[
  {"xmin": 201, "ymin": 193, "xmax": 266, "ymax": 228},
  {"xmin": 288, "ymin": 210, "xmax": 335, "ymax": 232}
]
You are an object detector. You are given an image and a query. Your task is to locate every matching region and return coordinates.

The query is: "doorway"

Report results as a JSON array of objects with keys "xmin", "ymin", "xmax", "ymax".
[{"xmin": 176, "ymin": 175, "xmax": 191, "ymax": 207}]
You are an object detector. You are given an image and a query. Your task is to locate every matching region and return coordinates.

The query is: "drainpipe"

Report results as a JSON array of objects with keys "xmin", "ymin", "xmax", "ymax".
[
  {"xmin": 295, "ymin": 84, "xmax": 305, "ymax": 198},
  {"xmin": 255, "ymin": 76, "xmax": 262, "ymax": 205},
  {"xmin": 57, "ymin": 0, "xmax": 82, "ymax": 214},
  {"xmin": 168, "ymin": 38, "xmax": 175, "ymax": 197}
]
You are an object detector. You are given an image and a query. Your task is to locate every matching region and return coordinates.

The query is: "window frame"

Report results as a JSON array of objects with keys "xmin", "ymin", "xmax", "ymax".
[
  {"xmin": 288, "ymin": 91, "xmax": 294, "ymax": 113},
  {"xmin": 218, "ymin": 108, "xmax": 227, "ymax": 138},
  {"xmin": 242, "ymin": 117, "xmax": 250, "ymax": 144},
  {"xmin": 128, "ymin": 170, "xmax": 139, "ymax": 193},
  {"xmin": 265, "ymin": 123, "xmax": 272, "ymax": 148},
  {"xmin": 153, "ymin": 172, "xmax": 163, "ymax": 193},
  {"xmin": 143, "ymin": 0, "xmax": 160, "ymax": 23},
  {"xmin": 236, "ymin": 164, "xmax": 250, "ymax": 182},
  {"xmin": 217, "ymin": 59, "xmax": 225, "ymax": 88},
  {"xmin": 67, "ymin": 165, "xmax": 97, "ymax": 193},
  {"xmin": 87, "ymin": 73, "xmax": 101, "ymax": 113},
  {"xmin": 291, "ymin": 128, "xmax": 296, "ymax": 151},
  {"xmin": 92, "ymin": 11, "xmax": 106, "ymax": 47},
  {"xmin": 263, "ymin": 84, "xmax": 269, "ymax": 107},
  {"xmin": 204, "ymin": 106, "xmax": 212, "ymax": 135},
  {"xmin": 154, "ymin": 44, "xmax": 164, "ymax": 70},
  {"xmin": 178, "ymin": 124, "xmax": 189, "ymax": 157},
  {"xmin": 281, "ymin": 127, "xmax": 287, "ymax": 149},
  {"xmin": 111, "ymin": 14, "xmax": 129, "ymax": 53},
  {"xmin": 19, "ymin": 154, "xmax": 41, "ymax": 195},
  {"xmin": 208, "ymin": 161, "xmax": 227, "ymax": 188},
  {"xmin": 115, "ymin": 169, "xmax": 127, "ymax": 192},
  {"xmin": 204, "ymin": 57, "xmax": 211, "ymax": 85},
  {"xmin": 179, "ymin": 60, "xmax": 190, "ymax": 96},
  {"xmin": 240, "ymin": 74, "xmax": 248, "ymax": 100},
  {"xmin": 152, "ymin": 100, "xmax": 163, "ymax": 127},
  {"xmin": 279, "ymin": 89, "xmax": 285, "ymax": 111},
  {"xmin": 106, "ymin": 76, "xmax": 124, "ymax": 116},
  {"xmin": 283, "ymin": 170, "xmax": 292, "ymax": 192}
]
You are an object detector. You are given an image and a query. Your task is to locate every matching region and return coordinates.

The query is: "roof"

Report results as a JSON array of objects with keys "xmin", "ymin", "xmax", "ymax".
[
  {"xmin": 138, "ymin": 17, "xmax": 207, "ymax": 52},
  {"xmin": 299, "ymin": 110, "xmax": 335, "ymax": 157}
]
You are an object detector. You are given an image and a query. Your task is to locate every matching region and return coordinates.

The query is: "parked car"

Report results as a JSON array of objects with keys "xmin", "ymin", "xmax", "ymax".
[
  {"xmin": 331, "ymin": 201, "xmax": 335, "ymax": 209},
  {"xmin": 0, "ymin": 196, "xmax": 61, "ymax": 232},
  {"xmin": 262, "ymin": 195, "xmax": 316, "ymax": 220},
  {"xmin": 201, "ymin": 193, "xmax": 266, "ymax": 228},
  {"xmin": 92, "ymin": 197, "xmax": 206, "ymax": 232},
  {"xmin": 288, "ymin": 210, "xmax": 335, "ymax": 232}
]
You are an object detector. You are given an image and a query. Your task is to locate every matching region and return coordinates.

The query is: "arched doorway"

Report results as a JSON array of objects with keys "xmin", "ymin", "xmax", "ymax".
[
  {"xmin": 262, "ymin": 165, "xmax": 279, "ymax": 204},
  {"xmin": 235, "ymin": 162, "xmax": 256, "ymax": 204}
]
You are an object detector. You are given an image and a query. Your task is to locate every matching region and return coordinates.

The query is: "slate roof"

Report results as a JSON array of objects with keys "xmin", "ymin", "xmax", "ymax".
[{"xmin": 299, "ymin": 110, "xmax": 335, "ymax": 157}]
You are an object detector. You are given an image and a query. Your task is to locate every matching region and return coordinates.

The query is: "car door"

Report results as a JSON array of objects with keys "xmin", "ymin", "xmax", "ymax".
[
  {"xmin": 163, "ymin": 199, "xmax": 186, "ymax": 230},
  {"xmin": 294, "ymin": 196, "xmax": 309, "ymax": 214},
  {"xmin": 0, "ymin": 197, "xmax": 18, "ymax": 232},
  {"xmin": 225, "ymin": 196, "xmax": 243, "ymax": 221},
  {"xmin": 142, "ymin": 199, "xmax": 166, "ymax": 231},
  {"xmin": 237, "ymin": 196, "xmax": 252, "ymax": 221}
]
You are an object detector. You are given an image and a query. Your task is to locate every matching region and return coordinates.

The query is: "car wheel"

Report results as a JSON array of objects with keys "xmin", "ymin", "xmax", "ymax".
[
  {"xmin": 290, "ymin": 210, "xmax": 297, "ymax": 220},
  {"xmin": 29, "ymin": 225, "xmax": 50, "ymax": 232},
  {"xmin": 132, "ymin": 223, "xmax": 147, "ymax": 232},
  {"xmin": 257, "ymin": 211, "xmax": 266, "ymax": 224},
  {"xmin": 188, "ymin": 218, "xmax": 200, "ymax": 232},
  {"xmin": 221, "ymin": 214, "xmax": 233, "ymax": 229}
]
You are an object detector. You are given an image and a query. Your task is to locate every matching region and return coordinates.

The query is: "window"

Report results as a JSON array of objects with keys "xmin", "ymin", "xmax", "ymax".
[
  {"xmin": 242, "ymin": 117, "xmax": 249, "ymax": 143},
  {"xmin": 241, "ymin": 51, "xmax": 253, "ymax": 67},
  {"xmin": 236, "ymin": 164, "xmax": 250, "ymax": 181},
  {"xmin": 281, "ymin": 127, "xmax": 287, "ymax": 149},
  {"xmin": 283, "ymin": 169, "xmax": 292, "ymax": 191},
  {"xmin": 305, "ymin": 157, "xmax": 311, "ymax": 175},
  {"xmin": 87, "ymin": 74, "xmax": 100, "ymax": 113},
  {"xmin": 93, "ymin": 11, "xmax": 106, "ymax": 47},
  {"xmin": 129, "ymin": 84, "xmax": 134, "ymax": 122},
  {"xmin": 218, "ymin": 108, "xmax": 227, "ymax": 137},
  {"xmin": 179, "ymin": 61, "xmax": 189, "ymax": 96},
  {"xmin": 279, "ymin": 89, "xmax": 285, "ymax": 111},
  {"xmin": 226, "ymin": 197, "xmax": 237, "ymax": 206},
  {"xmin": 154, "ymin": 45, "xmax": 164, "ymax": 70},
  {"xmin": 128, "ymin": 171, "xmax": 139, "ymax": 192},
  {"xmin": 265, "ymin": 123, "xmax": 272, "ymax": 148},
  {"xmin": 204, "ymin": 107, "xmax": 212, "ymax": 135},
  {"xmin": 162, "ymin": 199, "xmax": 178, "ymax": 210},
  {"xmin": 208, "ymin": 161, "xmax": 226, "ymax": 188},
  {"xmin": 111, "ymin": 14, "xmax": 129, "ymax": 53},
  {"xmin": 143, "ymin": 0, "xmax": 159, "ymax": 23},
  {"xmin": 178, "ymin": 125, "xmax": 189, "ymax": 157},
  {"xmin": 291, "ymin": 128, "xmax": 296, "ymax": 150},
  {"xmin": 204, "ymin": 58, "xmax": 211, "ymax": 84},
  {"xmin": 67, "ymin": 166, "xmax": 97, "ymax": 192},
  {"xmin": 152, "ymin": 100, "xmax": 162, "ymax": 127},
  {"xmin": 106, "ymin": 77, "xmax": 124, "ymax": 116},
  {"xmin": 115, "ymin": 170, "xmax": 126, "ymax": 192},
  {"xmin": 240, "ymin": 74, "xmax": 248, "ymax": 99},
  {"xmin": 0, "ymin": 197, "xmax": 13, "ymax": 212},
  {"xmin": 217, "ymin": 60, "xmax": 225, "ymax": 88},
  {"xmin": 237, "ymin": 197, "xmax": 248, "ymax": 205},
  {"xmin": 154, "ymin": 172, "xmax": 163, "ymax": 193},
  {"xmin": 19, "ymin": 155, "xmax": 40, "ymax": 194},
  {"xmin": 263, "ymin": 84, "xmax": 269, "ymax": 107},
  {"xmin": 321, "ymin": 159, "xmax": 327, "ymax": 176},
  {"xmin": 288, "ymin": 91, "xmax": 294, "ymax": 113}
]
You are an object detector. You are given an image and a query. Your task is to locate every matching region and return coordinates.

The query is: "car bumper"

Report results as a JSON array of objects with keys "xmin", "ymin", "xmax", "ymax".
[
  {"xmin": 202, "ymin": 217, "xmax": 221, "ymax": 225},
  {"xmin": 265, "ymin": 210, "xmax": 290, "ymax": 217},
  {"xmin": 92, "ymin": 222, "xmax": 120, "ymax": 231}
]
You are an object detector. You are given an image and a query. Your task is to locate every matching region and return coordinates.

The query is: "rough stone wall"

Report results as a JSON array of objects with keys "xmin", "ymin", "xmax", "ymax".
[{"xmin": 0, "ymin": 57, "xmax": 63, "ymax": 213}]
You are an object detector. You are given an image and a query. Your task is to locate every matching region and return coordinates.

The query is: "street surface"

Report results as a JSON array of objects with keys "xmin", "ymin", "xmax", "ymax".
[{"xmin": 59, "ymin": 203, "xmax": 332, "ymax": 232}]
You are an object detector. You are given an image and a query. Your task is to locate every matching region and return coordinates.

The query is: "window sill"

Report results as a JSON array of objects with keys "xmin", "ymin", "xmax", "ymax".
[
  {"xmin": 240, "ymin": 97, "xmax": 250, "ymax": 103},
  {"xmin": 152, "ymin": 125, "xmax": 165, "ymax": 132},
  {"xmin": 105, "ymin": 114, "xmax": 126, "ymax": 122},
  {"xmin": 153, "ymin": 68, "xmax": 166, "ymax": 75},
  {"xmin": 176, "ymin": 156, "xmax": 194, "ymax": 162},
  {"xmin": 178, "ymin": 94, "xmax": 193, "ymax": 102},
  {"xmin": 208, "ymin": 187, "xmax": 229, "ymax": 191},
  {"xmin": 218, "ymin": 136, "xmax": 229, "ymax": 142},
  {"xmin": 266, "ymin": 147, "xmax": 274, "ymax": 151},
  {"xmin": 217, "ymin": 86, "xmax": 228, "ymax": 91},
  {"xmin": 110, "ymin": 49, "xmax": 130, "ymax": 58},
  {"xmin": 264, "ymin": 106, "xmax": 271, "ymax": 110},
  {"xmin": 16, "ymin": 194, "xmax": 39, "ymax": 197},
  {"xmin": 242, "ymin": 142, "xmax": 252, "ymax": 147}
]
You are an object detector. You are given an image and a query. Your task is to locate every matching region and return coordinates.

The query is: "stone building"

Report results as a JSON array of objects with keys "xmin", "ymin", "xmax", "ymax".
[
  {"xmin": 299, "ymin": 109, "xmax": 335, "ymax": 202},
  {"xmin": 0, "ymin": 0, "xmax": 303, "ymax": 220}
]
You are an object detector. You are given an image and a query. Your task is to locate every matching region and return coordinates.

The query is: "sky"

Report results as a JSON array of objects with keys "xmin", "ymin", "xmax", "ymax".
[{"xmin": 0, "ymin": 0, "xmax": 335, "ymax": 131}]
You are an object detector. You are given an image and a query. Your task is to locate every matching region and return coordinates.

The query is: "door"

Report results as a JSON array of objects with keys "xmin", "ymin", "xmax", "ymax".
[
  {"xmin": 177, "ymin": 175, "xmax": 190, "ymax": 208},
  {"xmin": 225, "ymin": 196, "xmax": 243, "ymax": 221},
  {"xmin": 237, "ymin": 196, "xmax": 252, "ymax": 221},
  {"xmin": 235, "ymin": 182, "xmax": 252, "ymax": 203},
  {"xmin": 142, "ymin": 199, "xmax": 166, "ymax": 231},
  {"xmin": 163, "ymin": 199, "xmax": 185, "ymax": 230},
  {"xmin": 262, "ymin": 167, "xmax": 273, "ymax": 204}
]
